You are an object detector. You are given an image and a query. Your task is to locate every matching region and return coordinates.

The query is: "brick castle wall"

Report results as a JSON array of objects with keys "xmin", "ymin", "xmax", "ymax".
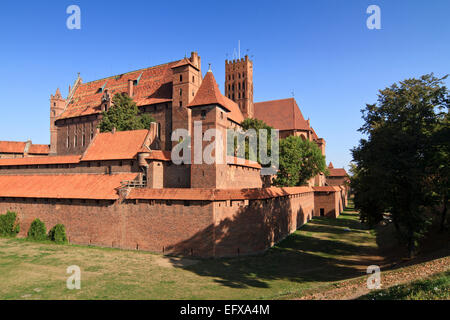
[{"xmin": 0, "ymin": 190, "xmax": 314, "ymax": 257}]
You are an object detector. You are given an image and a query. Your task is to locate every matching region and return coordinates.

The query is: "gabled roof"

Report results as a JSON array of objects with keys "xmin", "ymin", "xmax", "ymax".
[
  {"xmin": 171, "ymin": 57, "xmax": 199, "ymax": 70},
  {"xmin": 0, "ymin": 173, "xmax": 138, "ymax": 200},
  {"xmin": 81, "ymin": 130, "xmax": 150, "ymax": 161},
  {"xmin": 188, "ymin": 71, "xmax": 244, "ymax": 124},
  {"xmin": 327, "ymin": 168, "xmax": 348, "ymax": 177},
  {"xmin": 0, "ymin": 155, "xmax": 80, "ymax": 167},
  {"xmin": 58, "ymin": 60, "xmax": 182, "ymax": 120},
  {"xmin": 28, "ymin": 144, "xmax": 50, "ymax": 154},
  {"xmin": 254, "ymin": 98, "xmax": 311, "ymax": 131},
  {"xmin": 0, "ymin": 141, "xmax": 27, "ymax": 154},
  {"xmin": 0, "ymin": 141, "xmax": 49, "ymax": 155}
]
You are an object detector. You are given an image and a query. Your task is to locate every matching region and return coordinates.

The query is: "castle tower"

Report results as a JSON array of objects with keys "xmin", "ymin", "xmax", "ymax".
[
  {"xmin": 187, "ymin": 69, "xmax": 230, "ymax": 188},
  {"xmin": 225, "ymin": 55, "xmax": 254, "ymax": 118},
  {"xmin": 50, "ymin": 88, "xmax": 66, "ymax": 154},
  {"xmin": 171, "ymin": 52, "xmax": 203, "ymax": 148}
]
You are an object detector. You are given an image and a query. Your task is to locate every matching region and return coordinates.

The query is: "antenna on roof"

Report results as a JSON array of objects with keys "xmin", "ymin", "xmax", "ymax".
[{"xmin": 291, "ymin": 89, "xmax": 295, "ymax": 97}]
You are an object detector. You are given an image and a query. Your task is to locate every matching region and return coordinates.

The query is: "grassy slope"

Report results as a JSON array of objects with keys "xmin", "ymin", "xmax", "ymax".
[
  {"xmin": 0, "ymin": 202, "xmax": 433, "ymax": 300},
  {"xmin": 359, "ymin": 270, "xmax": 450, "ymax": 300}
]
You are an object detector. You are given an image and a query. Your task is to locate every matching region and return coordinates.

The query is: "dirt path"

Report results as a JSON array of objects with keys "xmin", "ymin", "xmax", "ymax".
[{"xmin": 297, "ymin": 254, "xmax": 449, "ymax": 300}]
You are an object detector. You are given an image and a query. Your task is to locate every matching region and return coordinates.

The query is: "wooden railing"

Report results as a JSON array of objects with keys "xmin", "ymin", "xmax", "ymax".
[{"xmin": 120, "ymin": 180, "xmax": 147, "ymax": 188}]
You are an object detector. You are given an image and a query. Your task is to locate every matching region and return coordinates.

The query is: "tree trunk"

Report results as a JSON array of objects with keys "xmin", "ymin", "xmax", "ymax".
[{"xmin": 440, "ymin": 196, "xmax": 448, "ymax": 232}]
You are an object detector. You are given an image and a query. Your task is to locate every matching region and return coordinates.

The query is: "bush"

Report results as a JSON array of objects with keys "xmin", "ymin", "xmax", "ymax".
[
  {"xmin": 0, "ymin": 211, "xmax": 20, "ymax": 237},
  {"xmin": 48, "ymin": 224, "xmax": 68, "ymax": 244},
  {"xmin": 27, "ymin": 219, "xmax": 47, "ymax": 241}
]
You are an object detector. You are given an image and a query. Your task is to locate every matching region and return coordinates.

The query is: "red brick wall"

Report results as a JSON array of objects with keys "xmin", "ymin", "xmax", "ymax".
[
  {"xmin": 313, "ymin": 191, "xmax": 341, "ymax": 218},
  {"xmin": 0, "ymin": 190, "xmax": 315, "ymax": 258}
]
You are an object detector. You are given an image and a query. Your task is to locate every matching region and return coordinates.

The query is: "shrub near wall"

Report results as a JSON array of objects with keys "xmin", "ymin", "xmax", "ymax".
[
  {"xmin": 0, "ymin": 211, "xmax": 20, "ymax": 237},
  {"xmin": 27, "ymin": 218, "xmax": 47, "ymax": 241},
  {"xmin": 48, "ymin": 224, "xmax": 68, "ymax": 244}
]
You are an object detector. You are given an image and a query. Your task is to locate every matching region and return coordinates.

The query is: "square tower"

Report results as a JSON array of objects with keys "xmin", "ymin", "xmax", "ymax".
[{"xmin": 225, "ymin": 55, "xmax": 254, "ymax": 119}]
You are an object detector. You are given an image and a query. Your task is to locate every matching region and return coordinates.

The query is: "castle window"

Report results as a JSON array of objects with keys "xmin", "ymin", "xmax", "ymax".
[
  {"xmin": 192, "ymin": 76, "xmax": 194, "ymax": 83},
  {"xmin": 179, "ymin": 88, "xmax": 182, "ymax": 97},
  {"xmin": 238, "ymin": 83, "xmax": 241, "ymax": 90},
  {"xmin": 66, "ymin": 135, "xmax": 69, "ymax": 149},
  {"xmin": 82, "ymin": 135, "xmax": 86, "ymax": 147},
  {"xmin": 179, "ymin": 74, "xmax": 183, "ymax": 82},
  {"xmin": 192, "ymin": 90, "xmax": 194, "ymax": 97},
  {"xmin": 201, "ymin": 110, "xmax": 206, "ymax": 120},
  {"xmin": 74, "ymin": 135, "xmax": 77, "ymax": 147},
  {"xmin": 179, "ymin": 101, "xmax": 182, "ymax": 107}
]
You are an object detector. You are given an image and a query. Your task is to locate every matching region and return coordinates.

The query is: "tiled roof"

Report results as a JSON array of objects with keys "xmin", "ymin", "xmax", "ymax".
[
  {"xmin": 327, "ymin": 168, "xmax": 348, "ymax": 177},
  {"xmin": 226, "ymin": 156, "xmax": 261, "ymax": 169},
  {"xmin": 128, "ymin": 186, "xmax": 313, "ymax": 201},
  {"xmin": 171, "ymin": 58, "xmax": 199, "ymax": 70},
  {"xmin": 312, "ymin": 186, "xmax": 341, "ymax": 192},
  {"xmin": 0, "ymin": 173, "xmax": 138, "ymax": 200},
  {"xmin": 0, "ymin": 155, "xmax": 80, "ymax": 167},
  {"xmin": 58, "ymin": 60, "xmax": 182, "ymax": 120},
  {"xmin": 28, "ymin": 144, "xmax": 50, "ymax": 154},
  {"xmin": 81, "ymin": 130, "xmax": 149, "ymax": 161},
  {"xmin": 0, "ymin": 141, "xmax": 27, "ymax": 154},
  {"xmin": 254, "ymin": 98, "xmax": 311, "ymax": 131},
  {"xmin": 188, "ymin": 71, "xmax": 244, "ymax": 124},
  {"xmin": 146, "ymin": 150, "xmax": 172, "ymax": 161}
]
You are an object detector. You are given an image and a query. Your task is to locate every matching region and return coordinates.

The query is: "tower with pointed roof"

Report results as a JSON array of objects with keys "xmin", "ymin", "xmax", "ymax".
[
  {"xmin": 225, "ymin": 55, "xmax": 254, "ymax": 119},
  {"xmin": 188, "ymin": 69, "xmax": 233, "ymax": 188},
  {"xmin": 50, "ymin": 88, "xmax": 66, "ymax": 154}
]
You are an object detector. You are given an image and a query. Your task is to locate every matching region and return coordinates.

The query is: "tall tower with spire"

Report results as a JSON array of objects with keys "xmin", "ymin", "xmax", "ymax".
[
  {"xmin": 225, "ymin": 55, "xmax": 254, "ymax": 119},
  {"xmin": 49, "ymin": 88, "xmax": 66, "ymax": 154}
]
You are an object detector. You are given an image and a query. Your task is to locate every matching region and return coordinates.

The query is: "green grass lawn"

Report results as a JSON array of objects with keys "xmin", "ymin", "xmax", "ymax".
[
  {"xmin": 0, "ymin": 201, "xmax": 405, "ymax": 300},
  {"xmin": 359, "ymin": 270, "xmax": 450, "ymax": 300}
]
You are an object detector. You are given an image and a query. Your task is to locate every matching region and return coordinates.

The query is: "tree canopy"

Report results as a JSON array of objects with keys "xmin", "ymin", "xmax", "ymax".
[
  {"xmin": 273, "ymin": 135, "xmax": 327, "ymax": 187},
  {"xmin": 351, "ymin": 73, "xmax": 449, "ymax": 257},
  {"xmin": 98, "ymin": 93, "xmax": 155, "ymax": 133}
]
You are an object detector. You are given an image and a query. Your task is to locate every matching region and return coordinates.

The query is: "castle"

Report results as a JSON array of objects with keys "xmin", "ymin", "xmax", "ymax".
[{"xmin": 0, "ymin": 52, "xmax": 348, "ymax": 257}]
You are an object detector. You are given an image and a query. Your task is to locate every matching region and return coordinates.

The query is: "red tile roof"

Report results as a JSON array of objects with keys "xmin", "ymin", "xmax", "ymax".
[
  {"xmin": 0, "ymin": 173, "xmax": 138, "ymax": 200},
  {"xmin": 28, "ymin": 144, "xmax": 50, "ymax": 155},
  {"xmin": 254, "ymin": 98, "xmax": 311, "ymax": 131},
  {"xmin": 226, "ymin": 156, "xmax": 261, "ymax": 169},
  {"xmin": 0, "ymin": 155, "xmax": 80, "ymax": 167},
  {"xmin": 0, "ymin": 141, "xmax": 27, "ymax": 154},
  {"xmin": 146, "ymin": 150, "xmax": 172, "ymax": 161},
  {"xmin": 58, "ymin": 60, "xmax": 182, "ymax": 120},
  {"xmin": 128, "ymin": 186, "xmax": 313, "ymax": 201},
  {"xmin": 171, "ymin": 58, "xmax": 199, "ymax": 70},
  {"xmin": 313, "ymin": 186, "xmax": 341, "ymax": 192},
  {"xmin": 188, "ymin": 71, "xmax": 244, "ymax": 124},
  {"xmin": 81, "ymin": 130, "xmax": 149, "ymax": 161},
  {"xmin": 327, "ymin": 168, "xmax": 348, "ymax": 177}
]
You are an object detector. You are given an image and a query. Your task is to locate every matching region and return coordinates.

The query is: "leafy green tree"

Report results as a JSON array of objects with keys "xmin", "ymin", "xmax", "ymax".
[
  {"xmin": 230, "ymin": 118, "xmax": 275, "ymax": 164},
  {"xmin": 48, "ymin": 224, "xmax": 68, "ymax": 244},
  {"xmin": 0, "ymin": 211, "xmax": 20, "ymax": 237},
  {"xmin": 273, "ymin": 136, "xmax": 327, "ymax": 187},
  {"xmin": 351, "ymin": 74, "xmax": 449, "ymax": 257},
  {"xmin": 27, "ymin": 218, "xmax": 47, "ymax": 241},
  {"xmin": 98, "ymin": 93, "xmax": 155, "ymax": 132}
]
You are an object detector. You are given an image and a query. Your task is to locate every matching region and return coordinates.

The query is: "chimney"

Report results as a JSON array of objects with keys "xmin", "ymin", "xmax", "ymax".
[{"xmin": 127, "ymin": 79, "xmax": 134, "ymax": 97}]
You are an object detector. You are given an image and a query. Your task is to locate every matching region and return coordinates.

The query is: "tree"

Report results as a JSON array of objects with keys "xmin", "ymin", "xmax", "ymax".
[
  {"xmin": 98, "ymin": 93, "xmax": 155, "ymax": 132},
  {"xmin": 351, "ymin": 74, "xmax": 449, "ymax": 257},
  {"xmin": 237, "ymin": 118, "xmax": 275, "ymax": 164},
  {"xmin": 273, "ymin": 136, "xmax": 327, "ymax": 187}
]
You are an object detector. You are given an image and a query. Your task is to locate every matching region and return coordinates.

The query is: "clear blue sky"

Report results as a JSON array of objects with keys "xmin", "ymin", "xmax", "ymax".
[{"xmin": 1, "ymin": 0, "xmax": 449, "ymax": 169}]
